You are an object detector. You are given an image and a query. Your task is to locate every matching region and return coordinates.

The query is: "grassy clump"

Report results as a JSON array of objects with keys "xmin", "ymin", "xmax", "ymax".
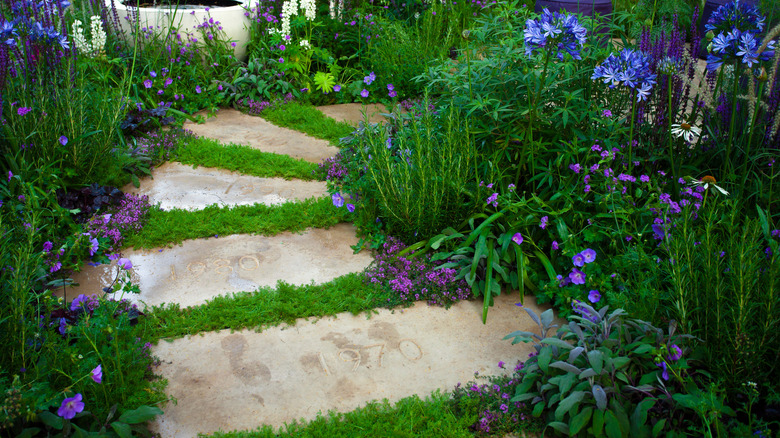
[
  {"xmin": 125, "ymin": 197, "xmax": 348, "ymax": 249},
  {"xmin": 175, "ymin": 136, "xmax": 319, "ymax": 181},
  {"xmin": 205, "ymin": 391, "xmax": 475, "ymax": 438},
  {"xmin": 138, "ymin": 274, "xmax": 380, "ymax": 341},
  {"xmin": 260, "ymin": 102, "xmax": 356, "ymax": 145}
]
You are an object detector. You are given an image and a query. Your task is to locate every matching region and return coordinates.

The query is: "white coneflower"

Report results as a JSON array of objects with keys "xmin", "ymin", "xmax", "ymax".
[
  {"xmin": 671, "ymin": 122, "xmax": 702, "ymax": 143},
  {"xmin": 689, "ymin": 175, "xmax": 729, "ymax": 196}
]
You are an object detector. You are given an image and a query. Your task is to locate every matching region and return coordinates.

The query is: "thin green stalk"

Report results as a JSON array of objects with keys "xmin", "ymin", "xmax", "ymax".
[
  {"xmin": 741, "ymin": 80, "xmax": 766, "ymax": 190},
  {"xmin": 667, "ymin": 74, "xmax": 676, "ymax": 185},
  {"xmin": 628, "ymin": 98, "xmax": 637, "ymax": 170},
  {"xmin": 725, "ymin": 64, "xmax": 742, "ymax": 178}
]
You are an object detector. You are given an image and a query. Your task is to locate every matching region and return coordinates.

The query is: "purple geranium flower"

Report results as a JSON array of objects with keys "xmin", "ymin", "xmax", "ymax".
[
  {"xmin": 569, "ymin": 268, "xmax": 585, "ymax": 285},
  {"xmin": 117, "ymin": 258, "xmax": 132, "ymax": 270},
  {"xmin": 89, "ymin": 237, "xmax": 99, "ymax": 256},
  {"xmin": 333, "ymin": 84, "xmax": 341, "ymax": 92},
  {"xmin": 581, "ymin": 248, "xmax": 596, "ymax": 263},
  {"xmin": 57, "ymin": 393, "xmax": 84, "ymax": 419},
  {"xmin": 667, "ymin": 344, "xmax": 683, "ymax": 362},
  {"xmin": 588, "ymin": 289, "xmax": 601, "ymax": 303},
  {"xmin": 143, "ymin": 79, "xmax": 153, "ymax": 89},
  {"xmin": 360, "ymin": 89, "xmax": 369, "ymax": 98},
  {"xmin": 70, "ymin": 294, "xmax": 89, "ymax": 311},
  {"xmin": 91, "ymin": 365, "xmax": 103, "ymax": 383},
  {"xmin": 363, "ymin": 71, "xmax": 376, "ymax": 85},
  {"xmin": 59, "ymin": 136, "xmax": 68, "ymax": 146},
  {"xmin": 346, "ymin": 203, "xmax": 355, "ymax": 212},
  {"xmin": 512, "ymin": 233, "xmax": 523, "ymax": 245},
  {"xmin": 332, "ymin": 192, "xmax": 344, "ymax": 208},
  {"xmin": 195, "ymin": 85, "xmax": 202, "ymax": 94},
  {"xmin": 540, "ymin": 216, "xmax": 548, "ymax": 229},
  {"xmin": 572, "ymin": 252, "xmax": 585, "ymax": 267}
]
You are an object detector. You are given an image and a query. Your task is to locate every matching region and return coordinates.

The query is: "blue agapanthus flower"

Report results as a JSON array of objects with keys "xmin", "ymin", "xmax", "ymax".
[
  {"xmin": 592, "ymin": 48, "xmax": 657, "ymax": 102},
  {"xmin": 704, "ymin": 1, "xmax": 776, "ymax": 71},
  {"xmin": 705, "ymin": 0, "xmax": 765, "ymax": 34},
  {"xmin": 524, "ymin": 8, "xmax": 588, "ymax": 61}
]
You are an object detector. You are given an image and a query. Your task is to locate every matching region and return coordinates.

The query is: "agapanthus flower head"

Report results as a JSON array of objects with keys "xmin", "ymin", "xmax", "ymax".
[
  {"xmin": 705, "ymin": 0, "xmax": 765, "ymax": 35},
  {"xmin": 592, "ymin": 48, "xmax": 657, "ymax": 102},
  {"xmin": 524, "ymin": 8, "xmax": 587, "ymax": 60},
  {"xmin": 706, "ymin": 28, "xmax": 776, "ymax": 71}
]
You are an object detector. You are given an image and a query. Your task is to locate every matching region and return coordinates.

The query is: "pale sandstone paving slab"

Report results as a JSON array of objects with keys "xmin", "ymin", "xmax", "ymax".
[
  {"xmin": 149, "ymin": 293, "xmax": 551, "ymax": 437},
  {"xmin": 123, "ymin": 161, "xmax": 328, "ymax": 211},
  {"xmin": 315, "ymin": 103, "xmax": 390, "ymax": 126},
  {"xmin": 183, "ymin": 109, "xmax": 339, "ymax": 163},
  {"xmin": 65, "ymin": 224, "xmax": 371, "ymax": 308}
]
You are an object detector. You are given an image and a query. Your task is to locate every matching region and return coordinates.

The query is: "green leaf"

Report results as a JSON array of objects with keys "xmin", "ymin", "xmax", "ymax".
[
  {"xmin": 540, "ymin": 308, "xmax": 555, "ymax": 330},
  {"xmin": 555, "ymin": 391, "xmax": 585, "ymax": 421},
  {"xmin": 652, "ymin": 418, "xmax": 666, "ymax": 437},
  {"xmin": 605, "ymin": 411, "xmax": 624, "ymax": 438},
  {"xmin": 38, "ymin": 411, "xmax": 64, "ymax": 430},
  {"xmin": 538, "ymin": 346, "xmax": 552, "ymax": 373},
  {"xmin": 588, "ymin": 350, "xmax": 604, "ymax": 374},
  {"xmin": 592, "ymin": 409, "xmax": 605, "ymax": 437},
  {"xmin": 559, "ymin": 372, "xmax": 577, "ymax": 395},
  {"xmin": 532, "ymin": 401, "xmax": 545, "ymax": 417},
  {"xmin": 483, "ymin": 239, "xmax": 495, "ymax": 324},
  {"xmin": 118, "ymin": 406, "xmax": 163, "ymax": 424},
  {"xmin": 111, "ymin": 421, "xmax": 132, "ymax": 438},
  {"xmin": 631, "ymin": 398, "xmax": 655, "ymax": 437},
  {"xmin": 550, "ymin": 361, "xmax": 581, "ymax": 375},
  {"xmin": 541, "ymin": 338, "xmax": 574, "ymax": 350},
  {"xmin": 548, "ymin": 421, "xmax": 570, "ymax": 435},
  {"xmin": 570, "ymin": 407, "xmax": 593, "ymax": 435},
  {"xmin": 592, "ymin": 385, "xmax": 607, "ymax": 411}
]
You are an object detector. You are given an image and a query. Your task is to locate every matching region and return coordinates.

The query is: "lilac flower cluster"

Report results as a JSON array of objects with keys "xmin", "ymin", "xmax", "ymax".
[
  {"xmin": 524, "ymin": 8, "xmax": 587, "ymax": 60},
  {"xmin": 452, "ymin": 362, "xmax": 531, "ymax": 434},
  {"xmin": 84, "ymin": 194, "xmax": 151, "ymax": 251},
  {"xmin": 592, "ymin": 49, "xmax": 657, "ymax": 102},
  {"xmin": 240, "ymin": 92, "xmax": 294, "ymax": 115},
  {"xmin": 365, "ymin": 237, "xmax": 472, "ymax": 307}
]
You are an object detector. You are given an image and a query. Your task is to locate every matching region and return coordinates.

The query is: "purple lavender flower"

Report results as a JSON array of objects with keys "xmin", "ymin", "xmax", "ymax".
[
  {"xmin": 17, "ymin": 107, "xmax": 31, "ymax": 116},
  {"xmin": 486, "ymin": 193, "xmax": 498, "ymax": 207},
  {"xmin": 512, "ymin": 233, "xmax": 523, "ymax": 245},
  {"xmin": 569, "ymin": 268, "xmax": 585, "ymax": 285},
  {"xmin": 43, "ymin": 241, "xmax": 53, "ymax": 253},
  {"xmin": 588, "ymin": 289, "xmax": 601, "ymax": 303},
  {"xmin": 57, "ymin": 394, "xmax": 84, "ymax": 419},
  {"xmin": 524, "ymin": 8, "xmax": 587, "ymax": 60}
]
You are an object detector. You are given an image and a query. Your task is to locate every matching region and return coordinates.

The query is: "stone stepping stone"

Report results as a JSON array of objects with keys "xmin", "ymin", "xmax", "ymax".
[
  {"xmin": 183, "ymin": 109, "xmax": 339, "ymax": 163},
  {"xmin": 66, "ymin": 224, "xmax": 371, "ymax": 308},
  {"xmin": 123, "ymin": 162, "xmax": 327, "ymax": 211},
  {"xmin": 149, "ymin": 293, "xmax": 548, "ymax": 437},
  {"xmin": 316, "ymin": 103, "xmax": 390, "ymax": 126}
]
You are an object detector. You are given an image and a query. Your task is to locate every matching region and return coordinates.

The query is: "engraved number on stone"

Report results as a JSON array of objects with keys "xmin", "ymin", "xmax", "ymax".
[
  {"xmin": 363, "ymin": 343, "xmax": 385, "ymax": 368},
  {"xmin": 213, "ymin": 258, "xmax": 233, "ymax": 275},
  {"xmin": 318, "ymin": 352, "xmax": 330, "ymax": 375},
  {"xmin": 187, "ymin": 262, "xmax": 206, "ymax": 277},
  {"xmin": 169, "ymin": 265, "xmax": 176, "ymax": 281},
  {"xmin": 239, "ymin": 184, "xmax": 254, "ymax": 195},
  {"xmin": 239, "ymin": 255, "xmax": 260, "ymax": 271},
  {"xmin": 398, "ymin": 339, "xmax": 423, "ymax": 361},
  {"xmin": 338, "ymin": 349, "xmax": 361, "ymax": 372}
]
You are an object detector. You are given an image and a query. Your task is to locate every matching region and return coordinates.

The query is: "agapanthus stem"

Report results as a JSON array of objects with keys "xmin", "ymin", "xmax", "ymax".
[
  {"xmin": 628, "ymin": 98, "xmax": 636, "ymax": 170},
  {"xmin": 667, "ymin": 74, "xmax": 676, "ymax": 187},
  {"xmin": 725, "ymin": 64, "xmax": 741, "ymax": 178}
]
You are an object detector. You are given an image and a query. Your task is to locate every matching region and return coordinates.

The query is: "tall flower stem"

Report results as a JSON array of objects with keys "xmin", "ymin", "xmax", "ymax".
[
  {"xmin": 667, "ymin": 74, "xmax": 676, "ymax": 185},
  {"xmin": 628, "ymin": 98, "xmax": 637, "ymax": 170},
  {"xmin": 527, "ymin": 47, "xmax": 553, "ymax": 173},
  {"xmin": 725, "ymin": 64, "xmax": 742, "ymax": 178}
]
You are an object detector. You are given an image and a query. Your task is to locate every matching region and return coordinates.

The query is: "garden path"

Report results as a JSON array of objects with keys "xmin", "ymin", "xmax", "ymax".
[{"xmin": 73, "ymin": 106, "xmax": 548, "ymax": 436}]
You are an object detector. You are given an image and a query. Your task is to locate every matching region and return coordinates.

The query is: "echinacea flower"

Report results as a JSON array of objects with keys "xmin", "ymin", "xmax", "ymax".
[
  {"xmin": 57, "ymin": 394, "xmax": 84, "ymax": 419},
  {"xmin": 671, "ymin": 122, "xmax": 702, "ymax": 143},
  {"xmin": 689, "ymin": 175, "xmax": 729, "ymax": 196}
]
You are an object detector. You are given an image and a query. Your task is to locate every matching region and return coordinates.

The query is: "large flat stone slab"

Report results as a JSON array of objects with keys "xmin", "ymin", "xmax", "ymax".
[
  {"xmin": 123, "ymin": 162, "xmax": 327, "ymax": 211},
  {"xmin": 184, "ymin": 109, "xmax": 338, "ymax": 163},
  {"xmin": 316, "ymin": 103, "xmax": 389, "ymax": 126},
  {"xmin": 66, "ymin": 224, "xmax": 371, "ymax": 308},
  {"xmin": 150, "ymin": 293, "xmax": 550, "ymax": 437}
]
